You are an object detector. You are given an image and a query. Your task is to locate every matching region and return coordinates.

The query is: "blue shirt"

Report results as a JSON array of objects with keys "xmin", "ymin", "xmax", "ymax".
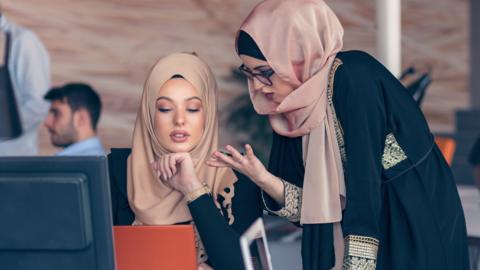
[{"xmin": 56, "ymin": 136, "xmax": 106, "ymax": 156}]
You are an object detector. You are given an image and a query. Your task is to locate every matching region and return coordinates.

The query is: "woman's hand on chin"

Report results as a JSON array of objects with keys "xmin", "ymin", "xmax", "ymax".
[
  {"xmin": 151, "ymin": 153, "xmax": 203, "ymax": 195},
  {"xmin": 206, "ymin": 144, "xmax": 269, "ymax": 184}
]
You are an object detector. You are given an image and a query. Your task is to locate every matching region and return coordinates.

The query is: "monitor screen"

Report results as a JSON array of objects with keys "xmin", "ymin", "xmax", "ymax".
[{"xmin": 0, "ymin": 156, "xmax": 115, "ymax": 270}]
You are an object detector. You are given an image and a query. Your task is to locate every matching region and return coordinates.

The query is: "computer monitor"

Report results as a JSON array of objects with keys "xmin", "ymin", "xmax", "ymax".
[{"xmin": 0, "ymin": 156, "xmax": 116, "ymax": 270}]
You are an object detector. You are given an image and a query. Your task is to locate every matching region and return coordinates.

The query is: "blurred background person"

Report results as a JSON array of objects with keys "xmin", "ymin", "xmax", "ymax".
[
  {"xmin": 0, "ymin": 11, "xmax": 50, "ymax": 156},
  {"xmin": 43, "ymin": 83, "xmax": 105, "ymax": 156}
]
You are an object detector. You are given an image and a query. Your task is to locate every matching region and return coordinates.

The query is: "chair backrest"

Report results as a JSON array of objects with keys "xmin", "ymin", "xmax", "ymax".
[
  {"xmin": 113, "ymin": 225, "xmax": 197, "ymax": 270},
  {"xmin": 435, "ymin": 136, "xmax": 456, "ymax": 165},
  {"xmin": 400, "ymin": 66, "xmax": 432, "ymax": 106}
]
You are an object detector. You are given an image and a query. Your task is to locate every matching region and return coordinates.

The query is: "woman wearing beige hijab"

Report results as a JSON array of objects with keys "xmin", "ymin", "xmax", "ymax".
[
  {"xmin": 207, "ymin": 0, "xmax": 469, "ymax": 270},
  {"xmin": 108, "ymin": 52, "xmax": 262, "ymax": 270}
]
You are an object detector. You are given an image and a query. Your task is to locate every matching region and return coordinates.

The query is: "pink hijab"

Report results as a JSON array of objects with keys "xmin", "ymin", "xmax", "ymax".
[{"xmin": 237, "ymin": 0, "xmax": 346, "ymax": 224}]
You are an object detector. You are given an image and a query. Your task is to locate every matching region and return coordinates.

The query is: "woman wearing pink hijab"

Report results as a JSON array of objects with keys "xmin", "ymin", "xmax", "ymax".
[{"xmin": 207, "ymin": 0, "xmax": 469, "ymax": 269}]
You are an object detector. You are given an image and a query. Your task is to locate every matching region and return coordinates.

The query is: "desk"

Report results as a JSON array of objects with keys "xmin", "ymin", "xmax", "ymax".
[{"xmin": 458, "ymin": 185, "xmax": 480, "ymax": 270}]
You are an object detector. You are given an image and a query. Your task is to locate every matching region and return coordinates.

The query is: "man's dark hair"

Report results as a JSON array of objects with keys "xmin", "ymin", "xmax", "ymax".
[{"xmin": 44, "ymin": 83, "xmax": 102, "ymax": 131}]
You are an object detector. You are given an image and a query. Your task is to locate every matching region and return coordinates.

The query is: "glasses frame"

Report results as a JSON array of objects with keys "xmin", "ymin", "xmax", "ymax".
[{"xmin": 238, "ymin": 65, "xmax": 275, "ymax": 86}]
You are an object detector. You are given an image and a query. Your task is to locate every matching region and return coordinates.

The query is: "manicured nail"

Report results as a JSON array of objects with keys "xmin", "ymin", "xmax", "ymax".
[{"xmin": 219, "ymin": 150, "xmax": 233, "ymax": 157}]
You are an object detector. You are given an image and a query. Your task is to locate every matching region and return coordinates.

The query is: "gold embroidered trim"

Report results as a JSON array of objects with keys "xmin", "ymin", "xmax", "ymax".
[
  {"xmin": 216, "ymin": 183, "xmax": 236, "ymax": 225},
  {"xmin": 343, "ymin": 256, "xmax": 376, "ymax": 270},
  {"xmin": 262, "ymin": 179, "xmax": 302, "ymax": 222},
  {"xmin": 382, "ymin": 133, "xmax": 407, "ymax": 169},
  {"xmin": 193, "ymin": 222, "xmax": 208, "ymax": 264},
  {"xmin": 343, "ymin": 235, "xmax": 379, "ymax": 270},
  {"xmin": 185, "ymin": 183, "xmax": 210, "ymax": 203},
  {"xmin": 344, "ymin": 235, "xmax": 379, "ymax": 260},
  {"xmin": 327, "ymin": 58, "xmax": 347, "ymax": 164}
]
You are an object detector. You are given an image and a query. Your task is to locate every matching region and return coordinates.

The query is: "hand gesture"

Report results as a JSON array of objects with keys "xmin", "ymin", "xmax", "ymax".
[
  {"xmin": 151, "ymin": 152, "xmax": 203, "ymax": 195},
  {"xmin": 206, "ymin": 144, "xmax": 268, "ymax": 184}
]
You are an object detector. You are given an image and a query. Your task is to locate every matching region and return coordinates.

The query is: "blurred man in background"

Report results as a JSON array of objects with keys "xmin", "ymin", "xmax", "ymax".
[{"xmin": 44, "ymin": 83, "xmax": 105, "ymax": 156}]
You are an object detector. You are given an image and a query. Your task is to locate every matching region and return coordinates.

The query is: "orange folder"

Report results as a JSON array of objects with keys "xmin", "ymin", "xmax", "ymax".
[{"xmin": 113, "ymin": 225, "xmax": 197, "ymax": 270}]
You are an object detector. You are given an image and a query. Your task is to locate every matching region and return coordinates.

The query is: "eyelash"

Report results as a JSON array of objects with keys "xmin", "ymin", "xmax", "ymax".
[{"xmin": 158, "ymin": 108, "xmax": 200, "ymax": 113}]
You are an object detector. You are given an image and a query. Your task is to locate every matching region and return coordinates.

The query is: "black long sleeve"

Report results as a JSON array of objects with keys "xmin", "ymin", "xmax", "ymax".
[
  {"xmin": 188, "ymin": 174, "xmax": 262, "ymax": 270},
  {"xmin": 189, "ymin": 194, "xmax": 244, "ymax": 270}
]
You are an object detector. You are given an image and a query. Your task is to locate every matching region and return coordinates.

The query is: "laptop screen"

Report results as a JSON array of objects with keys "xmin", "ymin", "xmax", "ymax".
[{"xmin": 240, "ymin": 218, "xmax": 273, "ymax": 270}]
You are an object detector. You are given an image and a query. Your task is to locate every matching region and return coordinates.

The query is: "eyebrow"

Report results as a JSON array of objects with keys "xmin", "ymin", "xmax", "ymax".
[{"xmin": 156, "ymin": 96, "xmax": 202, "ymax": 102}]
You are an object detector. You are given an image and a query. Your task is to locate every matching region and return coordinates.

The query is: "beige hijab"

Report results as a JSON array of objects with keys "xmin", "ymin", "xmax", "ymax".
[
  {"xmin": 238, "ymin": 0, "xmax": 346, "ymax": 224},
  {"xmin": 127, "ymin": 52, "xmax": 237, "ymax": 225}
]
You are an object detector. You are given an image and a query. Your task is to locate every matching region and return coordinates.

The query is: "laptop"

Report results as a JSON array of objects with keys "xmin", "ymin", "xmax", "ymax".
[
  {"xmin": 240, "ymin": 218, "xmax": 274, "ymax": 270},
  {"xmin": 113, "ymin": 225, "xmax": 197, "ymax": 270}
]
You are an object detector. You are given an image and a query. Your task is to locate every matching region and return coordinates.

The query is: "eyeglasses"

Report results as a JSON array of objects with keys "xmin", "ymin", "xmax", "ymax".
[{"xmin": 238, "ymin": 64, "xmax": 275, "ymax": 86}]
